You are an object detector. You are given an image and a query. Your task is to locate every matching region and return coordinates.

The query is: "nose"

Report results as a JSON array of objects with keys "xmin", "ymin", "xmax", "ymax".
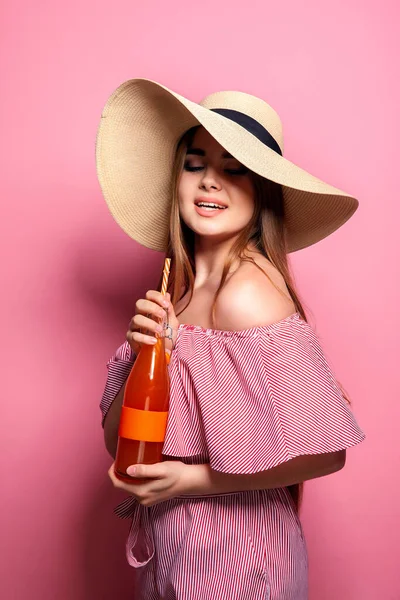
[{"xmin": 199, "ymin": 166, "xmax": 222, "ymax": 192}]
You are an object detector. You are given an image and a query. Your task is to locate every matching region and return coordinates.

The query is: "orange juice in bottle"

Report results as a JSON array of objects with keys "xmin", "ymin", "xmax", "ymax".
[{"xmin": 114, "ymin": 259, "xmax": 171, "ymax": 484}]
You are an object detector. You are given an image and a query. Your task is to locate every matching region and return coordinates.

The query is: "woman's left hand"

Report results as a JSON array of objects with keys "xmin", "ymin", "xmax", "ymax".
[{"xmin": 108, "ymin": 460, "xmax": 192, "ymax": 507}]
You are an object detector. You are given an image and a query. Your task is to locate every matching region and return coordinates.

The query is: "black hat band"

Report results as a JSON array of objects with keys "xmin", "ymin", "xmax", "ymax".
[{"xmin": 211, "ymin": 108, "xmax": 282, "ymax": 156}]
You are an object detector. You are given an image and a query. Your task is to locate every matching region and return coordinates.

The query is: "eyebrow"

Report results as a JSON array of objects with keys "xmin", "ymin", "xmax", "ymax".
[{"xmin": 186, "ymin": 147, "xmax": 234, "ymax": 159}]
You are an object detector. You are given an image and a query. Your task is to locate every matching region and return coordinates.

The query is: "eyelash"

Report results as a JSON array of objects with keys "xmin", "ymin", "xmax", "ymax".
[{"xmin": 183, "ymin": 163, "xmax": 249, "ymax": 176}]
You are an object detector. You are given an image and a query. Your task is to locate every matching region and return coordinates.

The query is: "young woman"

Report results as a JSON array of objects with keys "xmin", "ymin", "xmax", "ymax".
[{"xmin": 96, "ymin": 79, "xmax": 366, "ymax": 600}]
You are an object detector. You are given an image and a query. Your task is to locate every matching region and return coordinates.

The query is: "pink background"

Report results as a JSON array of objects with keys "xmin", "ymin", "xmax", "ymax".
[{"xmin": 1, "ymin": 1, "xmax": 398, "ymax": 598}]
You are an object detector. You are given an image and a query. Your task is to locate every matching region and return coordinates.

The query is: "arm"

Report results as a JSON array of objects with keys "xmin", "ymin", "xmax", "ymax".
[
  {"xmin": 115, "ymin": 450, "xmax": 346, "ymax": 507},
  {"xmin": 100, "ymin": 341, "xmax": 137, "ymax": 458},
  {"xmin": 187, "ymin": 450, "xmax": 346, "ymax": 495},
  {"xmin": 103, "ymin": 381, "xmax": 127, "ymax": 459}
]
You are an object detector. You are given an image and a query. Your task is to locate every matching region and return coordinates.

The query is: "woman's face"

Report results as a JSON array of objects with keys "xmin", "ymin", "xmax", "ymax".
[{"xmin": 178, "ymin": 127, "xmax": 255, "ymax": 242}]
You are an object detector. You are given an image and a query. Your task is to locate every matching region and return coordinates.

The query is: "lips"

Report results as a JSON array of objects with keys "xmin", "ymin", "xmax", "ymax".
[
  {"xmin": 194, "ymin": 205, "xmax": 227, "ymax": 218},
  {"xmin": 194, "ymin": 197, "xmax": 228, "ymax": 209}
]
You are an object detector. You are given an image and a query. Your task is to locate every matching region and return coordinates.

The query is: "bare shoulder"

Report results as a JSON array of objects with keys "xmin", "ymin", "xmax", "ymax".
[{"xmin": 215, "ymin": 253, "xmax": 296, "ymax": 331}]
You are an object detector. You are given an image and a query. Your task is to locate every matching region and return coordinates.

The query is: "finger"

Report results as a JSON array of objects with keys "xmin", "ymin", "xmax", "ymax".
[
  {"xmin": 108, "ymin": 464, "xmax": 150, "ymax": 497},
  {"xmin": 128, "ymin": 313, "xmax": 161, "ymax": 345},
  {"xmin": 126, "ymin": 328, "xmax": 157, "ymax": 348},
  {"xmin": 145, "ymin": 290, "xmax": 170, "ymax": 310},
  {"xmin": 134, "ymin": 303, "xmax": 168, "ymax": 332},
  {"xmin": 132, "ymin": 313, "xmax": 164, "ymax": 334},
  {"xmin": 135, "ymin": 298, "xmax": 167, "ymax": 318},
  {"xmin": 126, "ymin": 462, "xmax": 166, "ymax": 479},
  {"xmin": 108, "ymin": 464, "xmax": 125, "ymax": 489}
]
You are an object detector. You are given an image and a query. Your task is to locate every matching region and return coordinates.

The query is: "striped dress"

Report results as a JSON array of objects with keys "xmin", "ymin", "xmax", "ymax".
[{"xmin": 100, "ymin": 311, "xmax": 366, "ymax": 600}]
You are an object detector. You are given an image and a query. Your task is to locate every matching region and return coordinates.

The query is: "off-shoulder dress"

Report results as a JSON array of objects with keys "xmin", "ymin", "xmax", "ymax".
[{"xmin": 100, "ymin": 312, "xmax": 366, "ymax": 600}]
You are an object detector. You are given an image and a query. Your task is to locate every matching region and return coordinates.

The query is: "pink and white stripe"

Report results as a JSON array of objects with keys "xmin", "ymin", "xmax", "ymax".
[
  {"xmin": 100, "ymin": 311, "xmax": 366, "ymax": 599},
  {"xmin": 100, "ymin": 340, "xmax": 135, "ymax": 428}
]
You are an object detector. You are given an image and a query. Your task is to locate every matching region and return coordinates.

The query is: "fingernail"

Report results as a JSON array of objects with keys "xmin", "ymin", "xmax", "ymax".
[
  {"xmin": 162, "ymin": 300, "xmax": 169, "ymax": 307},
  {"xmin": 150, "ymin": 337, "xmax": 157, "ymax": 344},
  {"xmin": 127, "ymin": 466, "xmax": 136, "ymax": 476}
]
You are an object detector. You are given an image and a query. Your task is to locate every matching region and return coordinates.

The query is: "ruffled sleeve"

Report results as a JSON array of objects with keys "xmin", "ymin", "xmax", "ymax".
[
  {"xmin": 100, "ymin": 341, "xmax": 136, "ymax": 427},
  {"xmin": 162, "ymin": 312, "xmax": 366, "ymax": 473}
]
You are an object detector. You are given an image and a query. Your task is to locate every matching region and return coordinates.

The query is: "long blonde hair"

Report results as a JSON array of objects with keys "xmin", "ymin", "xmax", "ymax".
[{"xmin": 157, "ymin": 126, "xmax": 351, "ymax": 512}]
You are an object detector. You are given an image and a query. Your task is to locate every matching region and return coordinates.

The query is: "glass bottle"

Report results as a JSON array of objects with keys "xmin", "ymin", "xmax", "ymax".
[{"xmin": 114, "ymin": 309, "xmax": 170, "ymax": 484}]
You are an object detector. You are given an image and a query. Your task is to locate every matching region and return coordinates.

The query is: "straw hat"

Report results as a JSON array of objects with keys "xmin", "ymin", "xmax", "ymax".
[{"xmin": 95, "ymin": 78, "xmax": 358, "ymax": 253}]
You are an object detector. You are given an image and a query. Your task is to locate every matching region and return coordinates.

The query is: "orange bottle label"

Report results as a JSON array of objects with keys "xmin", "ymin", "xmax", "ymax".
[{"xmin": 119, "ymin": 406, "xmax": 169, "ymax": 442}]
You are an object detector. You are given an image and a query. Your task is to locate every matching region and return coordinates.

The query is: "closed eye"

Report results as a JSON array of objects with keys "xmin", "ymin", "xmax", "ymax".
[
  {"xmin": 183, "ymin": 162, "xmax": 249, "ymax": 176},
  {"xmin": 225, "ymin": 167, "xmax": 249, "ymax": 175},
  {"xmin": 183, "ymin": 163, "xmax": 203, "ymax": 172}
]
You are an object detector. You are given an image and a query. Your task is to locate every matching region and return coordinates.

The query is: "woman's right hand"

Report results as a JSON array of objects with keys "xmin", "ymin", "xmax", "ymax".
[{"xmin": 126, "ymin": 290, "xmax": 179, "ymax": 356}]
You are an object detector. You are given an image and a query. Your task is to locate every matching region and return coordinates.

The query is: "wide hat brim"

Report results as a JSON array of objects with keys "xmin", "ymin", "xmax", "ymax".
[{"xmin": 96, "ymin": 78, "xmax": 358, "ymax": 253}]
